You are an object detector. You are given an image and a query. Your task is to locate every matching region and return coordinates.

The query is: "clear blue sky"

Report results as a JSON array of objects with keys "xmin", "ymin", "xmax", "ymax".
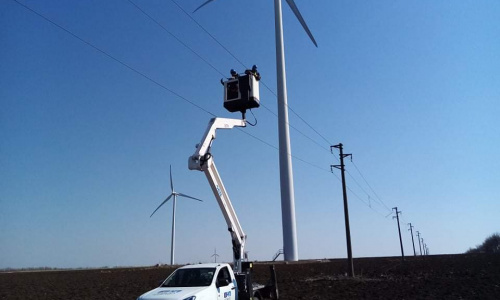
[{"xmin": 1, "ymin": 0, "xmax": 499, "ymax": 269}]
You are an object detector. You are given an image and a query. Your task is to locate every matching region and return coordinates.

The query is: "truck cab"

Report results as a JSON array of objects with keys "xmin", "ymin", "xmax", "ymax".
[{"xmin": 137, "ymin": 263, "xmax": 237, "ymax": 300}]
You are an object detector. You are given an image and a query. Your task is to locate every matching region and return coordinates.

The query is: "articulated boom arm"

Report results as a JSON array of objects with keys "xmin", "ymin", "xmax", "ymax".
[{"xmin": 188, "ymin": 117, "xmax": 247, "ymax": 272}]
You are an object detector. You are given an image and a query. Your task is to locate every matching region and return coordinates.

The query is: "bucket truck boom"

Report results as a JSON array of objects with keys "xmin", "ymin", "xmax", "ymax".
[{"xmin": 188, "ymin": 117, "xmax": 247, "ymax": 273}]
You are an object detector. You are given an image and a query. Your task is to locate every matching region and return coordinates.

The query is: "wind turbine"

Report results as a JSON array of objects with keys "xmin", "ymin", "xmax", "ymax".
[
  {"xmin": 151, "ymin": 165, "xmax": 203, "ymax": 265},
  {"xmin": 211, "ymin": 248, "xmax": 220, "ymax": 263},
  {"xmin": 194, "ymin": 0, "xmax": 318, "ymax": 262}
]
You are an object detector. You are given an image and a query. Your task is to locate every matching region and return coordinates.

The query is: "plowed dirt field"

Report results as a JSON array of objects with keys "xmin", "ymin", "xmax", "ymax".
[{"xmin": 1, "ymin": 254, "xmax": 499, "ymax": 299}]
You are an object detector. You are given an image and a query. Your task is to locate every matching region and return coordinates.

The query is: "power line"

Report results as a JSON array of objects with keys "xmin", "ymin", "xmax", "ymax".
[
  {"xmin": 331, "ymin": 153, "xmax": 393, "ymax": 214},
  {"xmin": 13, "ymin": 0, "xmax": 396, "ymax": 222},
  {"xmin": 329, "ymin": 158, "xmax": 390, "ymax": 213},
  {"xmin": 127, "ymin": 0, "xmax": 330, "ymax": 154},
  {"xmin": 237, "ymin": 128, "xmax": 331, "ymax": 174},
  {"xmin": 169, "ymin": 0, "xmax": 248, "ymax": 70},
  {"xmin": 145, "ymin": 1, "xmax": 396, "ymax": 209},
  {"xmin": 346, "ymin": 184, "xmax": 387, "ymax": 218},
  {"xmin": 344, "ymin": 166, "xmax": 376, "ymax": 208},
  {"xmin": 329, "ymin": 151, "xmax": 391, "ymax": 216},
  {"xmin": 170, "ymin": 0, "xmax": 333, "ymax": 149},
  {"xmin": 11, "ymin": 0, "xmax": 216, "ymax": 118},
  {"xmin": 125, "ymin": 0, "xmax": 225, "ymax": 78},
  {"xmin": 148, "ymin": 0, "xmax": 399, "ymax": 218},
  {"xmin": 169, "ymin": 0, "xmax": 396, "ymax": 217},
  {"xmin": 11, "ymin": 0, "xmax": 331, "ymax": 181},
  {"xmin": 327, "ymin": 150, "xmax": 391, "ymax": 214},
  {"xmin": 288, "ymin": 105, "xmax": 333, "ymax": 145},
  {"xmin": 351, "ymin": 160, "xmax": 392, "ymax": 212}
]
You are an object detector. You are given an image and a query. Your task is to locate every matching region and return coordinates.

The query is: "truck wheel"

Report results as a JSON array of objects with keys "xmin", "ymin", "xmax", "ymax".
[{"xmin": 253, "ymin": 292, "xmax": 262, "ymax": 300}]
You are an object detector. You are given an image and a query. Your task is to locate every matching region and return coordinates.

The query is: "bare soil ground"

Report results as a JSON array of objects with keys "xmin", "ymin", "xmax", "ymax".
[{"xmin": 1, "ymin": 254, "xmax": 499, "ymax": 299}]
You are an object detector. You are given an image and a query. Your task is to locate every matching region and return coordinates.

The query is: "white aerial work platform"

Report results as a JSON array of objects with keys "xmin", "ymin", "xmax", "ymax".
[
  {"xmin": 188, "ymin": 66, "xmax": 260, "ymax": 273},
  {"xmin": 184, "ymin": 68, "xmax": 278, "ymax": 300}
]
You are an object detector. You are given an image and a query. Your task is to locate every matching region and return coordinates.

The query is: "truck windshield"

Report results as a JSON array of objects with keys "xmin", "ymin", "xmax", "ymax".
[{"xmin": 161, "ymin": 268, "xmax": 216, "ymax": 287}]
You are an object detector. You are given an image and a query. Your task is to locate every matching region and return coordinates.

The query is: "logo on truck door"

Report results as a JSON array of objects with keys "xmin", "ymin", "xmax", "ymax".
[{"xmin": 224, "ymin": 291, "xmax": 231, "ymax": 298}]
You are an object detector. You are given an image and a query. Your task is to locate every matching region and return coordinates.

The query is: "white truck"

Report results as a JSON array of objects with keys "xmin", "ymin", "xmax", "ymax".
[
  {"xmin": 137, "ymin": 263, "xmax": 240, "ymax": 300},
  {"xmin": 137, "ymin": 261, "xmax": 274, "ymax": 300}
]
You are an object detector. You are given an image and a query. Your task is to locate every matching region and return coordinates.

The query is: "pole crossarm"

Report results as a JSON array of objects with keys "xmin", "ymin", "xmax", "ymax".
[
  {"xmin": 331, "ymin": 144, "xmax": 352, "ymax": 161},
  {"xmin": 331, "ymin": 165, "xmax": 341, "ymax": 171}
]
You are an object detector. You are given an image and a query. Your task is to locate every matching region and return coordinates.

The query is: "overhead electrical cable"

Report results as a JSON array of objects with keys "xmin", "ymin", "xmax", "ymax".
[
  {"xmin": 125, "ymin": 0, "xmax": 226, "ymax": 78},
  {"xmin": 169, "ymin": 0, "xmax": 396, "ymax": 212},
  {"xmin": 345, "ymin": 168, "xmax": 392, "ymax": 213},
  {"xmin": 170, "ymin": 0, "xmax": 332, "ymax": 148},
  {"xmin": 331, "ymin": 152, "xmax": 393, "ymax": 213},
  {"xmin": 351, "ymin": 160, "xmax": 392, "ymax": 212},
  {"xmin": 13, "ymin": 0, "xmax": 395, "ymax": 220},
  {"xmin": 129, "ymin": 0, "xmax": 395, "ymax": 218},
  {"xmin": 169, "ymin": 0, "xmax": 248, "ymax": 72},
  {"xmin": 238, "ymin": 129, "xmax": 331, "ymax": 174},
  {"xmin": 345, "ymin": 185, "xmax": 387, "ymax": 218},
  {"xmin": 11, "ymin": 0, "xmax": 328, "ymax": 183},
  {"xmin": 127, "ymin": 0, "xmax": 330, "ymax": 153},
  {"xmin": 10, "ymin": 0, "xmax": 215, "ymax": 118}
]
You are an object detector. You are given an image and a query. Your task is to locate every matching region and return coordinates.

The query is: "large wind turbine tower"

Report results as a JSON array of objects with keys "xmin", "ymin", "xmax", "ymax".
[{"xmin": 194, "ymin": 0, "xmax": 317, "ymax": 262}]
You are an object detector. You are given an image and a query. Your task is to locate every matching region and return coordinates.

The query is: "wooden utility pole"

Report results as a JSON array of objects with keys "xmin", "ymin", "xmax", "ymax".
[
  {"xmin": 408, "ymin": 223, "xmax": 416, "ymax": 256},
  {"xmin": 416, "ymin": 231, "xmax": 423, "ymax": 255},
  {"xmin": 392, "ymin": 207, "xmax": 404, "ymax": 261},
  {"xmin": 331, "ymin": 143, "xmax": 354, "ymax": 277}
]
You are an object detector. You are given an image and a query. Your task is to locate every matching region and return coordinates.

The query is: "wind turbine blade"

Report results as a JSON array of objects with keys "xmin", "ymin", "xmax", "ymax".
[
  {"xmin": 193, "ymin": 0, "xmax": 216, "ymax": 13},
  {"xmin": 170, "ymin": 165, "xmax": 174, "ymax": 192},
  {"xmin": 150, "ymin": 194, "xmax": 173, "ymax": 217},
  {"xmin": 178, "ymin": 193, "xmax": 203, "ymax": 202},
  {"xmin": 285, "ymin": 0, "xmax": 318, "ymax": 47}
]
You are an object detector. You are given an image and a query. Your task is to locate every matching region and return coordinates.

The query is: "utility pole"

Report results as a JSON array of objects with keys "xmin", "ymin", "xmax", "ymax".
[
  {"xmin": 392, "ymin": 207, "xmax": 404, "ymax": 261},
  {"xmin": 408, "ymin": 223, "xmax": 416, "ymax": 256},
  {"xmin": 331, "ymin": 143, "xmax": 354, "ymax": 277},
  {"xmin": 421, "ymin": 238, "xmax": 425, "ymax": 255},
  {"xmin": 416, "ymin": 231, "xmax": 423, "ymax": 256}
]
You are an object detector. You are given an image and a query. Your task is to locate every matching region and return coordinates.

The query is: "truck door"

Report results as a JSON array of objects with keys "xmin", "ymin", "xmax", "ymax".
[{"xmin": 216, "ymin": 266, "xmax": 236, "ymax": 300}]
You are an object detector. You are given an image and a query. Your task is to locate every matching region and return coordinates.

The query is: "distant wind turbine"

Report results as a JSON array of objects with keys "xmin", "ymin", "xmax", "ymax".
[
  {"xmin": 194, "ymin": 0, "xmax": 318, "ymax": 262},
  {"xmin": 151, "ymin": 165, "xmax": 203, "ymax": 265},
  {"xmin": 211, "ymin": 248, "xmax": 220, "ymax": 263}
]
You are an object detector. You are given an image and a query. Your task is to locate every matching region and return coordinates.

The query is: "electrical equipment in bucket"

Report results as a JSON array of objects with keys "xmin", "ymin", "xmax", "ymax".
[{"xmin": 223, "ymin": 65, "xmax": 261, "ymax": 115}]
